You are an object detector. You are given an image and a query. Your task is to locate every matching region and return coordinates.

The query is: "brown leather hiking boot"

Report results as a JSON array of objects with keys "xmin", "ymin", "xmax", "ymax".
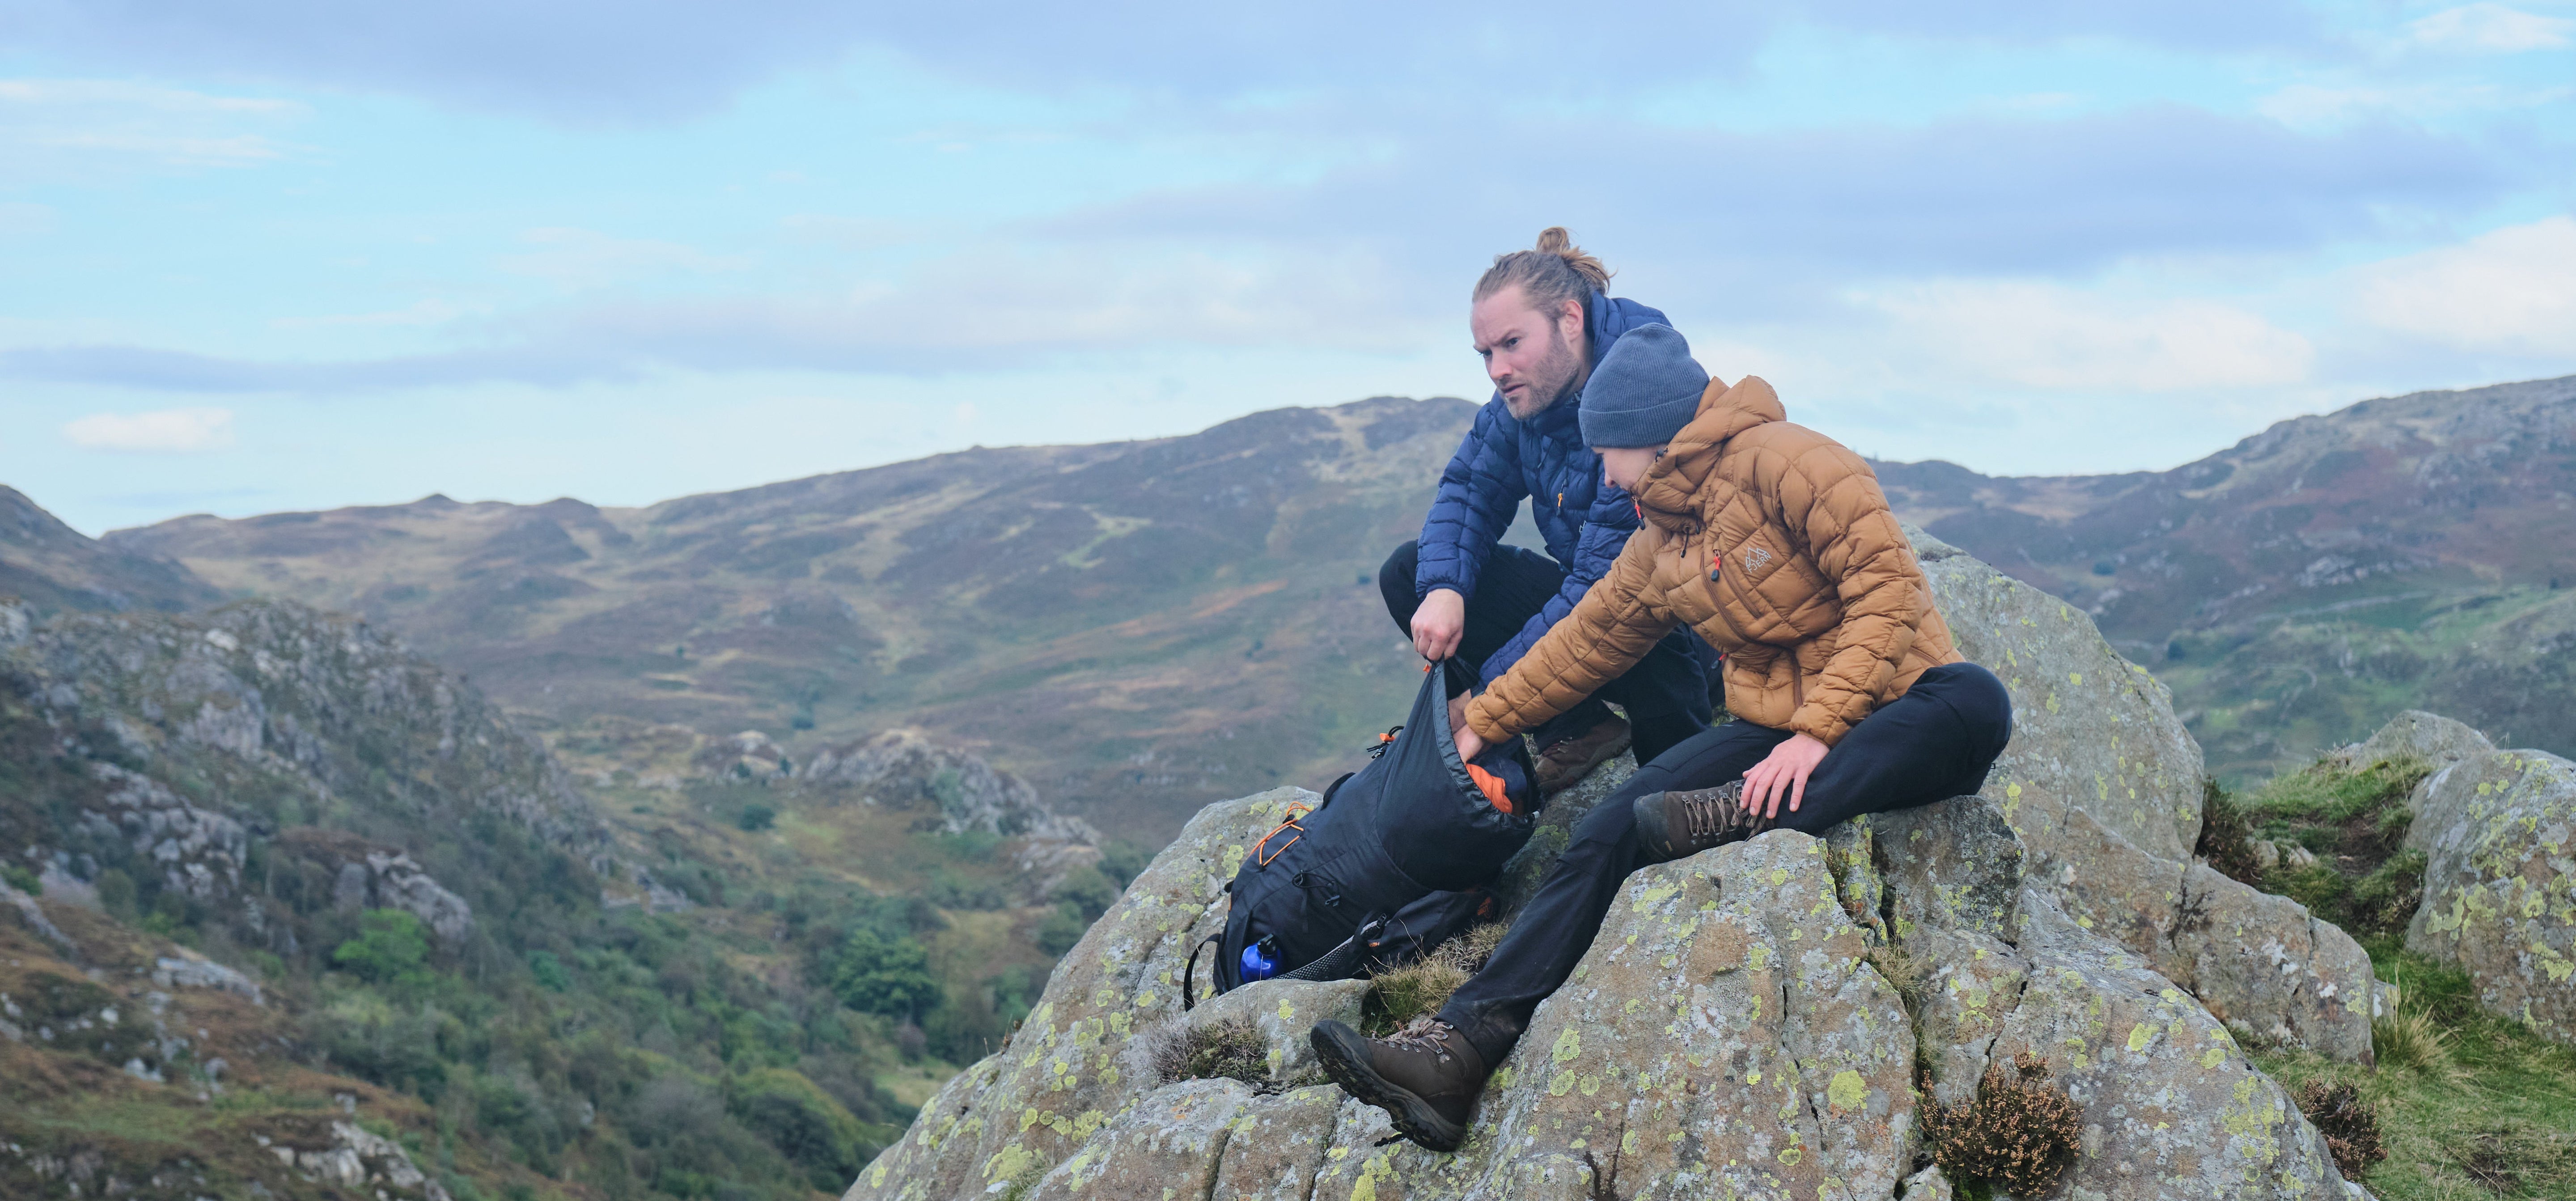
[
  {"xmin": 1309, "ymin": 1018, "xmax": 1487, "ymax": 1152},
  {"xmin": 1534, "ymin": 714, "xmax": 1631, "ymax": 795},
  {"xmin": 1632, "ymin": 779, "xmax": 1775, "ymax": 864}
]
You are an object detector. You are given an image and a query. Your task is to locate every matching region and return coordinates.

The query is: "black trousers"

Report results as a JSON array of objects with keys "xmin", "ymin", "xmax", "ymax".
[
  {"xmin": 1437, "ymin": 661, "xmax": 2013, "ymax": 1065},
  {"xmin": 1380, "ymin": 540, "xmax": 1714, "ymax": 766}
]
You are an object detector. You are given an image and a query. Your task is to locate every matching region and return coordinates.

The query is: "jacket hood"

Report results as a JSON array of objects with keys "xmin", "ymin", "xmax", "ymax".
[{"xmin": 1632, "ymin": 375, "xmax": 1785, "ymax": 533}]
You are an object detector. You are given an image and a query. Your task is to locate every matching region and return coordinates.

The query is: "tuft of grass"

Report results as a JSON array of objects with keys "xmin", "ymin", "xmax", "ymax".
[
  {"xmin": 2258, "ymin": 950, "xmax": 2576, "ymax": 1200},
  {"xmin": 1153, "ymin": 1016, "xmax": 1269, "ymax": 1087},
  {"xmin": 1362, "ymin": 923, "xmax": 1507, "ymax": 1036},
  {"xmin": 1921, "ymin": 1052, "xmax": 2082, "ymax": 1198},
  {"xmin": 2223, "ymin": 753, "xmax": 2432, "ymax": 940},
  {"xmin": 2296, "ymin": 1080, "xmax": 2389, "ymax": 1179},
  {"xmin": 2198, "ymin": 780, "xmax": 2266, "ymax": 886}
]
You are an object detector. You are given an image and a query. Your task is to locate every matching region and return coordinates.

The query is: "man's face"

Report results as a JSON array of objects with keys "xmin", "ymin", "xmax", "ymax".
[{"xmin": 1472, "ymin": 287, "xmax": 1588, "ymax": 420}]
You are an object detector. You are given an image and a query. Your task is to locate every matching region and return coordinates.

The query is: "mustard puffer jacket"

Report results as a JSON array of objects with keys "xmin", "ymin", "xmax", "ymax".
[{"xmin": 1465, "ymin": 375, "xmax": 1961, "ymax": 747}]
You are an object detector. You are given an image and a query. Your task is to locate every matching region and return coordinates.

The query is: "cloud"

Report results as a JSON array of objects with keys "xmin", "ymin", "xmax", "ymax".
[
  {"xmin": 0, "ymin": 0, "xmax": 2322, "ymax": 120},
  {"xmin": 2405, "ymin": 4, "xmax": 2576, "ymax": 52},
  {"xmin": 2352, "ymin": 215, "xmax": 2576, "ymax": 356},
  {"xmin": 2255, "ymin": 81, "xmax": 2574, "ymax": 127},
  {"xmin": 60, "ymin": 406, "xmax": 237, "ymax": 452},
  {"xmin": 0, "ymin": 242, "xmax": 1434, "ymax": 391},
  {"xmin": 1043, "ymin": 104, "xmax": 2507, "ymax": 314},
  {"xmin": 0, "ymin": 77, "xmax": 302, "ymax": 180},
  {"xmin": 1856, "ymin": 280, "xmax": 2313, "ymax": 391},
  {"xmin": 496, "ymin": 227, "xmax": 752, "ymax": 289}
]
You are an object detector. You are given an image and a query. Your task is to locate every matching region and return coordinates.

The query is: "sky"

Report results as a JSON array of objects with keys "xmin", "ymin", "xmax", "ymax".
[{"xmin": 0, "ymin": 1, "xmax": 2571, "ymax": 535}]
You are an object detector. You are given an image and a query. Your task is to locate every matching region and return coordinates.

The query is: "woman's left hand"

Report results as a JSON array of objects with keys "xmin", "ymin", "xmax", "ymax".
[
  {"xmin": 1449, "ymin": 691, "xmax": 1485, "ymax": 761},
  {"xmin": 1742, "ymin": 733, "xmax": 1828, "ymax": 820}
]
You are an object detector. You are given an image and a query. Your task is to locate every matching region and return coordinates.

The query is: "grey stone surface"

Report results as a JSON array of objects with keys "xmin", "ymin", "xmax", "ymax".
[
  {"xmin": 2329, "ymin": 709, "xmax": 2494, "ymax": 775},
  {"xmin": 1911, "ymin": 526, "xmax": 2375, "ymax": 1062},
  {"xmin": 2405, "ymin": 747, "xmax": 2576, "ymax": 1041},
  {"xmin": 849, "ymin": 794, "xmax": 2361, "ymax": 1201}
]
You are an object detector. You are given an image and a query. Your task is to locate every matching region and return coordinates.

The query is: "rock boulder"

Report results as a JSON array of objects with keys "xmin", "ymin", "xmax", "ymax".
[
  {"xmin": 1912, "ymin": 528, "xmax": 2374, "ymax": 1061},
  {"xmin": 2405, "ymin": 747, "xmax": 2576, "ymax": 1041}
]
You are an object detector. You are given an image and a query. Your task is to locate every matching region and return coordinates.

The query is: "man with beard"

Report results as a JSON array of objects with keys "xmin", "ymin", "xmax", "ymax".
[{"xmin": 1380, "ymin": 228, "xmax": 1717, "ymax": 786}]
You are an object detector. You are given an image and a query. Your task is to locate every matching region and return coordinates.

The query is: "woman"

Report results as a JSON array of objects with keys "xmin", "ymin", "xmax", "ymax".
[{"xmin": 1310, "ymin": 324, "xmax": 2013, "ymax": 1152}]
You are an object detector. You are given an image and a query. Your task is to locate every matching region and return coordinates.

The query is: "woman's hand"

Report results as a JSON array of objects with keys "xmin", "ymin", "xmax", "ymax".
[
  {"xmin": 1741, "ymin": 733, "xmax": 1828, "ymax": 820},
  {"xmin": 1449, "ymin": 691, "xmax": 1486, "ymax": 762}
]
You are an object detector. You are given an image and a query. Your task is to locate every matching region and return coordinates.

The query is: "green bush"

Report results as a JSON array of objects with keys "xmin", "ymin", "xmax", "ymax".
[
  {"xmin": 528, "ymin": 950, "xmax": 570, "ymax": 992},
  {"xmin": 1, "ymin": 863, "xmax": 40, "ymax": 895},
  {"xmin": 737, "ymin": 804, "xmax": 776, "ymax": 832},
  {"xmin": 828, "ymin": 930, "xmax": 941, "ymax": 1020},
  {"xmin": 726, "ymin": 1067, "xmax": 871, "ymax": 1188},
  {"xmin": 1035, "ymin": 904, "xmax": 1088, "ymax": 957},
  {"xmin": 1050, "ymin": 865, "xmax": 1119, "ymax": 920},
  {"xmin": 334, "ymin": 909, "xmax": 436, "ymax": 989}
]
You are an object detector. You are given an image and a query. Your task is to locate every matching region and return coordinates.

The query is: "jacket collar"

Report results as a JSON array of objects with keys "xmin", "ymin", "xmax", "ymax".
[{"xmin": 1632, "ymin": 376, "xmax": 1785, "ymax": 534}]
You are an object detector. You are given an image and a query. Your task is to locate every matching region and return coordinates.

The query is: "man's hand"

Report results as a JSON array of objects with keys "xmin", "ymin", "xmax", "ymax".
[
  {"xmin": 1412, "ymin": 588, "xmax": 1466, "ymax": 661},
  {"xmin": 1449, "ymin": 691, "xmax": 1486, "ymax": 762},
  {"xmin": 1741, "ymin": 733, "xmax": 1829, "ymax": 821}
]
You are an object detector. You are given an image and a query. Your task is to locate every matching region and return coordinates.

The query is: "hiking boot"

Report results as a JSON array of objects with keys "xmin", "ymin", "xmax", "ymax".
[
  {"xmin": 1632, "ymin": 779, "xmax": 1775, "ymax": 864},
  {"xmin": 1534, "ymin": 715, "xmax": 1631, "ymax": 795},
  {"xmin": 1310, "ymin": 1018, "xmax": 1487, "ymax": 1152}
]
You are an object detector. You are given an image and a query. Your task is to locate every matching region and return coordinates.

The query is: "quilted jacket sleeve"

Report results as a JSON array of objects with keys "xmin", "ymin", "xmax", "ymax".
[
  {"xmin": 1465, "ymin": 524, "xmax": 1678, "ymax": 742},
  {"xmin": 1773, "ymin": 442, "xmax": 1925, "ymax": 745},
  {"xmin": 1415, "ymin": 401, "xmax": 1529, "ymax": 602},
  {"xmin": 1479, "ymin": 477, "xmax": 1641, "ymax": 685}
]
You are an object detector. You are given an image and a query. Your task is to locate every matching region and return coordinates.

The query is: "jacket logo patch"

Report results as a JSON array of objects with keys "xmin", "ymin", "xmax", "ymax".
[{"xmin": 1741, "ymin": 544, "xmax": 1772, "ymax": 573}]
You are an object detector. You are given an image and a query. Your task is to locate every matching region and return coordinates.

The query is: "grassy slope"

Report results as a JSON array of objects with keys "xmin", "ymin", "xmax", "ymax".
[
  {"xmin": 110, "ymin": 398, "xmax": 1476, "ymax": 846},
  {"xmin": 2206, "ymin": 751, "xmax": 2576, "ymax": 1198}
]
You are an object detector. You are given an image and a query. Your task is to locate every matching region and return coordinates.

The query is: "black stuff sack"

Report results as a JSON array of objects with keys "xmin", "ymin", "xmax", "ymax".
[{"xmin": 1186, "ymin": 662, "xmax": 1542, "ymax": 1007}]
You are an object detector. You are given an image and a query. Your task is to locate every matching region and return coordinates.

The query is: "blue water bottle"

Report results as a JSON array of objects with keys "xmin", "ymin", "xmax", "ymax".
[{"xmin": 1239, "ymin": 938, "xmax": 1280, "ymax": 984}]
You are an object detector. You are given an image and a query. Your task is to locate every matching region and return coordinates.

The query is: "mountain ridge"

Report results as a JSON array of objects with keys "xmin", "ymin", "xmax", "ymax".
[{"xmin": 78, "ymin": 371, "xmax": 2576, "ymax": 829}]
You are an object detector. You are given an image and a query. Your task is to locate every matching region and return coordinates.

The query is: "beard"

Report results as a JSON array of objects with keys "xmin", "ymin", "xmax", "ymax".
[{"xmin": 1502, "ymin": 324, "xmax": 1585, "ymax": 421}]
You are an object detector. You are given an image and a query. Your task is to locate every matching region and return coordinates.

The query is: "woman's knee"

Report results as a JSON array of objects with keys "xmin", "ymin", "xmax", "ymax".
[{"xmin": 1932, "ymin": 662, "xmax": 2014, "ymax": 755}]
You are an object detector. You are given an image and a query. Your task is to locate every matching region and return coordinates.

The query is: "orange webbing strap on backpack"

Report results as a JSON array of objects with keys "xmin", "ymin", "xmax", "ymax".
[
  {"xmin": 1463, "ymin": 763, "xmax": 1515, "ymax": 815},
  {"xmin": 1251, "ymin": 801, "xmax": 1314, "ymax": 867}
]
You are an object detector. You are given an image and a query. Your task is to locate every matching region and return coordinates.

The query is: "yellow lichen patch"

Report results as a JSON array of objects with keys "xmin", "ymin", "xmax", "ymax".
[{"xmin": 1828, "ymin": 1069, "xmax": 1868, "ymax": 1112}]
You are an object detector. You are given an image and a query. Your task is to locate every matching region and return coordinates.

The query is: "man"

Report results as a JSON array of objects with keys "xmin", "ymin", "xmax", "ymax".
[
  {"xmin": 1383, "ymin": 228, "xmax": 1717, "ymax": 787},
  {"xmin": 1318, "ymin": 324, "xmax": 2014, "ymax": 1152}
]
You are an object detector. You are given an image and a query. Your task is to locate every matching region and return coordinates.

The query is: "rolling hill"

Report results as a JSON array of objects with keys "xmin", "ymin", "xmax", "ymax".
[{"xmin": 100, "ymin": 373, "xmax": 2576, "ymax": 831}]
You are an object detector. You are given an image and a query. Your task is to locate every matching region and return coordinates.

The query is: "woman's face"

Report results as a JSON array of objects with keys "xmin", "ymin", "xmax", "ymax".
[{"xmin": 1598, "ymin": 445, "xmax": 1663, "ymax": 493}]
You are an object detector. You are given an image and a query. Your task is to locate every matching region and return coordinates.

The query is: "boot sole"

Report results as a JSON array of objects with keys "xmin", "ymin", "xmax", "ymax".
[{"xmin": 1309, "ymin": 1022, "xmax": 1468, "ymax": 1153}]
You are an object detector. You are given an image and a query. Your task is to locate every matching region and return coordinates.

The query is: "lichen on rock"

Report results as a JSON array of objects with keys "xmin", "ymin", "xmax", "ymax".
[{"xmin": 2405, "ymin": 746, "xmax": 2576, "ymax": 1041}]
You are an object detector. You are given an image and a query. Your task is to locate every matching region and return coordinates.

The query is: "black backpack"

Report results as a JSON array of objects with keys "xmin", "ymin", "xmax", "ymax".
[{"xmin": 1186, "ymin": 662, "xmax": 1542, "ymax": 1008}]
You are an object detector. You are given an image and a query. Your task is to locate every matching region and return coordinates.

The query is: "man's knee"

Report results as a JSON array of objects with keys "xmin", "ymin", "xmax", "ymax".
[{"xmin": 1379, "ymin": 540, "xmax": 1422, "ymax": 626}]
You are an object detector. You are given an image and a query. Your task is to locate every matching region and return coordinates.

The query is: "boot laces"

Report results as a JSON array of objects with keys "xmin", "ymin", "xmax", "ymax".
[
  {"xmin": 1680, "ymin": 781, "xmax": 1757, "ymax": 842},
  {"xmin": 1381, "ymin": 1017, "xmax": 1462, "ymax": 1063}
]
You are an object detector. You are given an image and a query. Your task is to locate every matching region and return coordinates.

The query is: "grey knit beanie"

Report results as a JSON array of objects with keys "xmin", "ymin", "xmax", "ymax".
[{"xmin": 1578, "ymin": 324, "xmax": 1707, "ymax": 449}]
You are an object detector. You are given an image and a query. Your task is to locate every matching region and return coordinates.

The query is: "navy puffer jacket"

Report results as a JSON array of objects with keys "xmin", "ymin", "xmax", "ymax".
[{"xmin": 1416, "ymin": 291, "xmax": 1681, "ymax": 684}]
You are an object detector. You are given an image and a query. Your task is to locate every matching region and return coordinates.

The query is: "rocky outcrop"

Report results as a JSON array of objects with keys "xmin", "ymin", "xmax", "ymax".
[
  {"xmin": 802, "ymin": 727, "xmax": 1097, "ymax": 842},
  {"xmin": 845, "ymin": 532, "xmax": 2385, "ymax": 1199},
  {"xmin": 0, "ymin": 597, "xmax": 609, "ymax": 967},
  {"xmin": 849, "ymin": 788, "xmax": 2357, "ymax": 1200},
  {"xmin": 2405, "ymin": 746, "xmax": 2576, "ymax": 1041},
  {"xmin": 259, "ymin": 1120, "xmax": 451, "ymax": 1201},
  {"xmin": 1911, "ymin": 528, "xmax": 2375, "ymax": 1061},
  {"xmin": 2327, "ymin": 709, "xmax": 2493, "ymax": 775}
]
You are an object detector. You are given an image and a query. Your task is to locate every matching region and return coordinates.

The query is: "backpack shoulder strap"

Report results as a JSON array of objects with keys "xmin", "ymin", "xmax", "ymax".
[{"xmin": 1182, "ymin": 931, "xmax": 1222, "ymax": 1012}]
